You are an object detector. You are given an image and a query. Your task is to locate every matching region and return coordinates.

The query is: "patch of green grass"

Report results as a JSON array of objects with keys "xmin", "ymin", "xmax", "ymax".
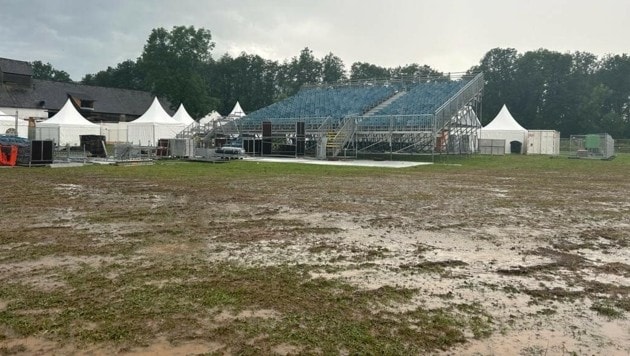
[
  {"xmin": 454, "ymin": 302, "xmax": 493, "ymax": 339},
  {"xmin": 524, "ymin": 287, "xmax": 582, "ymax": 302},
  {"xmin": 591, "ymin": 302, "xmax": 624, "ymax": 319},
  {"xmin": 0, "ymin": 261, "xmax": 490, "ymax": 353},
  {"xmin": 519, "ymin": 345, "xmax": 547, "ymax": 356},
  {"xmin": 537, "ymin": 307, "xmax": 557, "ymax": 316},
  {"xmin": 211, "ymin": 218, "xmax": 343, "ymax": 242},
  {"xmin": 399, "ymin": 260, "xmax": 468, "ymax": 274},
  {"xmin": 307, "ymin": 243, "xmax": 337, "ymax": 254},
  {"xmin": 0, "ymin": 344, "xmax": 27, "ymax": 355},
  {"xmin": 582, "ymin": 227, "xmax": 630, "ymax": 248}
]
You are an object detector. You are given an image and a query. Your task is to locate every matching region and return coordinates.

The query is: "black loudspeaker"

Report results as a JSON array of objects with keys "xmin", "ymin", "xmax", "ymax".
[
  {"xmin": 296, "ymin": 121, "xmax": 305, "ymax": 156},
  {"xmin": 31, "ymin": 140, "xmax": 53, "ymax": 164},
  {"xmin": 243, "ymin": 139, "xmax": 262, "ymax": 154},
  {"xmin": 79, "ymin": 135, "xmax": 106, "ymax": 157},
  {"xmin": 262, "ymin": 121, "xmax": 272, "ymax": 155}
]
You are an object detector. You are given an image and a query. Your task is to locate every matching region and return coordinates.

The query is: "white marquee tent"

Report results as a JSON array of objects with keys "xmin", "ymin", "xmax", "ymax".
[
  {"xmin": 480, "ymin": 105, "xmax": 528, "ymax": 154},
  {"xmin": 199, "ymin": 110, "xmax": 222, "ymax": 126},
  {"xmin": 37, "ymin": 99, "xmax": 101, "ymax": 146},
  {"xmin": 0, "ymin": 109, "xmax": 28, "ymax": 137},
  {"xmin": 172, "ymin": 103, "xmax": 196, "ymax": 127},
  {"xmin": 127, "ymin": 97, "xmax": 185, "ymax": 146},
  {"xmin": 228, "ymin": 101, "xmax": 246, "ymax": 118}
]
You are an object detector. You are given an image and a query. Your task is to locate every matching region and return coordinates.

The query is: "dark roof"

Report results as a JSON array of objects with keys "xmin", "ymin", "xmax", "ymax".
[
  {"xmin": 66, "ymin": 91, "xmax": 94, "ymax": 101},
  {"xmin": 0, "ymin": 57, "xmax": 33, "ymax": 76},
  {"xmin": 0, "ymin": 79, "xmax": 173, "ymax": 116}
]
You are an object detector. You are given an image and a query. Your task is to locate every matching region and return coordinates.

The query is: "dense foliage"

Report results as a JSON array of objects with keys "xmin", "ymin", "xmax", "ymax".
[
  {"xmin": 31, "ymin": 60, "xmax": 72, "ymax": 83},
  {"xmin": 78, "ymin": 26, "xmax": 450, "ymax": 118},
  {"xmin": 39, "ymin": 25, "xmax": 630, "ymax": 137},
  {"xmin": 472, "ymin": 48, "xmax": 630, "ymax": 137}
]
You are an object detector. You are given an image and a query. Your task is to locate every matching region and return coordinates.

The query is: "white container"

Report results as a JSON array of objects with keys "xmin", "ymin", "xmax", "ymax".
[{"xmin": 527, "ymin": 130, "xmax": 560, "ymax": 155}]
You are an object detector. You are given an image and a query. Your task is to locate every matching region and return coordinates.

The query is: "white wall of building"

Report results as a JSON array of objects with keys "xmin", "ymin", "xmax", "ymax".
[{"xmin": 0, "ymin": 107, "xmax": 48, "ymax": 121}]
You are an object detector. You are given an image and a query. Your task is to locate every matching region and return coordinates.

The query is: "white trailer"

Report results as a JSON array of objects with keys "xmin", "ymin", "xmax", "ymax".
[{"xmin": 526, "ymin": 130, "xmax": 560, "ymax": 155}]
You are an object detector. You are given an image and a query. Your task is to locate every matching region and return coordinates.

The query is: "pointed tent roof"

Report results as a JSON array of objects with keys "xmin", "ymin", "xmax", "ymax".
[
  {"xmin": 228, "ymin": 101, "xmax": 246, "ymax": 118},
  {"xmin": 199, "ymin": 110, "xmax": 222, "ymax": 125},
  {"xmin": 39, "ymin": 99, "xmax": 99, "ymax": 127},
  {"xmin": 131, "ymin": 97, "xmax": 178, "ymax": 124},
  {"xmin": 482, "ymin": 105, "xmax": 526, "ymax": 131},
  {"xmin": 172, "ymin": 103, "xmax": 196, "ymax": 126}
]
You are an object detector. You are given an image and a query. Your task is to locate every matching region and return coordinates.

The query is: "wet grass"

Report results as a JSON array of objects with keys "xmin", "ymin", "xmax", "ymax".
[
  {"xmin": 581, "ymin": 227, "xmax": 630, "ymax": 248},
  {"xmin": 590, "ymin": 302, "xmax": 624, "ymax": 320},
  {"xmin": 0, "ymin": 261, "xmax": 488, "ymax": 353},
  {"xmin": 595, "ymin": 262, "xmax": 630, "ymax": 277},
  {"xmin": 399, "ymin": 260, "xmax": 469, "ymax": 274},
  {"xmin": 1, "ymin": 154, "xmax": 629, "ymax": 353},
  {"xmin": 523, "ymin": 287, "xmax": 583, "ymax": 302},
  {"xmin": 497, "ymin": 248, "xmax": 589, "ymax": 277},
  {"xmin": 212, "ymin": 218, "xmax": 343, "ymax": 243},
  {"xmin": 0, "ymin": 344, "xmax": 27, "ymax": 355}
]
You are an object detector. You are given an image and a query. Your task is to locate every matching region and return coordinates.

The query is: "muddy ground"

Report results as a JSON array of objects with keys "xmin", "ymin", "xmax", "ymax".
[{"xmin": 1, "ymin": 156, "xmax": 629, "ymax": 355}]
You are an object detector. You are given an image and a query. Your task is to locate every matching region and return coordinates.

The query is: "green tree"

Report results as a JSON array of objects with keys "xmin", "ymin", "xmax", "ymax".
[
  {"xmin": 285, "ymin": 47, "xmax": 322, "ymax": 94},
  {"xmin": 207, "ymin": 53, "xmax": 278, "ymax": 115},
  {"xmin": 137, "ymin": 25, "xmax": 215, "ymax": 118},
  {"xmin": 390, "ymin": 64, "xmax": 443, "ymax": 81},
  {"xmin": 472, "ymin": 48, "xmax": 520, "ymax": 124},
  {"xmin": 31, "ymin": 60, "xmax": 72, "ymax": 82},
  {"xmin": 321, "ymin": 52, "xmax": 346, "ymax": 83},
  {"xmin": 349, "ymin": 62, "xmax": 390, "ymax": 80},
  {"xmin": 82, "ymin": 60, "xmax": 144, "ymax": 90},
  {"xmin": 598, "ymin": 54, "xmax": 630, "ymax": 137},
  {"xmin": 567, "ymin": 52, "xmax": 600, "ymax": 135},
  {"xmin": 578, "ymin": 84, "xmax": 614, "ymax": 133},
  {"xmin": 514, "ymin": 50, "xmax": 574, "ymax": 131}
]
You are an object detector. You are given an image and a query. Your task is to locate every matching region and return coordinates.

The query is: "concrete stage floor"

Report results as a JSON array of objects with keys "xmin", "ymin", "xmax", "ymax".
[{"xmin": 244, "ymin": 157, "xmax": 432, "ymax": 168}]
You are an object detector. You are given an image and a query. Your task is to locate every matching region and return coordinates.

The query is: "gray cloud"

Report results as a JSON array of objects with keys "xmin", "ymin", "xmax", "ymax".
[{"xmin": 1, "ymin": 0, "xmax": 628, "ymax": 80}]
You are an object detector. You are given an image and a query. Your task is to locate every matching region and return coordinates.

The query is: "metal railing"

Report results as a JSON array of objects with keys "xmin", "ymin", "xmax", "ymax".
[{"xmin": 433, "ymin": 72, "xmax": 484, "ymax": 133}]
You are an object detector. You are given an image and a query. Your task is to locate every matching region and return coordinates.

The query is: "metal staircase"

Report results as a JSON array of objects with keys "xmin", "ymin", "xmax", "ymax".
[
  {"xmin": 433, "ymin": 73, "xmax": 484, "ymax": 134},
  {"xmin": 363, "ymin": 91, "xmax": 408, "ymax": 116},
  {"xmin": 431, "ymin": 73, "xmax": 484, "ymax": 154},
  {"xmin": 175, "ymin": 121, "xmax": 201, "ymax": 139},
  {"xmin": 325, "ymin": 117, "xmax": 356, "ymax": 157}
]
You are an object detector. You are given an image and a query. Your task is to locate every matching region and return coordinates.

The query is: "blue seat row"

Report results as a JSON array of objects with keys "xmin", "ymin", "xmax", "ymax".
[
  {"xmin": 237, "ymin": 80, "xmax": 467, "ymax": 128},
  {"xmin": 375, "ymin": 81, "xmax": 466, "ymax": 116},
  {"xmin": 241, "ymin": 85, "xmax": 397, "ymax": 124}
]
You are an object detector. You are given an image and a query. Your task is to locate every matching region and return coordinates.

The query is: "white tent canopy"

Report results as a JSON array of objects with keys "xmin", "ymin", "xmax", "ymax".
[
  {"xmin": 453, "ymin": 106, "xmax": 481, "ymax": 127},
  {"xmin": 37, "ymin": 99, "xmax": 101, "ymax": 146},
  {"xmin": 480, "ymin": 105, "xmax": 527, "ymax": 153},
  {"xmin": 127, "ymin": 97, "xmax": 185, "ymax": 146},
  {"xmin": 482, "ymin": 105, "xmax": 526, "ymax": 131},
  {"xmin": 228, "ymin": 101, "xmax": 246, "ymax": 118},
  {"xmin": 199, "ymin": 110, "xmax": 222, "ymax": 126},
  {"xmin": 172, "ymin": 103, "xmax": 196, "ymax": 126}
]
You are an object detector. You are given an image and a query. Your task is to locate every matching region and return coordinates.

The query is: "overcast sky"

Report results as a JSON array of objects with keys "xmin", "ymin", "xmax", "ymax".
[{"xmin": 1, "ymin": 0, "xmax": 628, "ymax": 80}]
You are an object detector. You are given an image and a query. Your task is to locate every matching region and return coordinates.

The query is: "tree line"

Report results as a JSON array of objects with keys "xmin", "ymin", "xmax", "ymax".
[
  {"xmin": 473, "ymin": 48, "xmax": 630, "ymax": 138},
  {"xmin": 32, "ymin": 26, "xmax": 630, "ymax": 138}
]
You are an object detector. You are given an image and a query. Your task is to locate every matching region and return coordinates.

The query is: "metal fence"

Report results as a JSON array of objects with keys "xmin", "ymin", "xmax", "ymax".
[{"xmin": 562, "ymin": 134, "xmax": 615, "ymax": 159}]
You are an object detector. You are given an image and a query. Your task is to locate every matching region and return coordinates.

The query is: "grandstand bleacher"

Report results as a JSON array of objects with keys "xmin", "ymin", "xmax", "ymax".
[{"xmin": 207, "ymin": 73, "xmax": 484, "ymax": 157}]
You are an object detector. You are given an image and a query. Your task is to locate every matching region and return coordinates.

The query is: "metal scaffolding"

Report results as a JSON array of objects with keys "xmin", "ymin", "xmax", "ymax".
[{"xmin": 200, "ymin": 72, "xmax": 484, "ymax": 159}]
